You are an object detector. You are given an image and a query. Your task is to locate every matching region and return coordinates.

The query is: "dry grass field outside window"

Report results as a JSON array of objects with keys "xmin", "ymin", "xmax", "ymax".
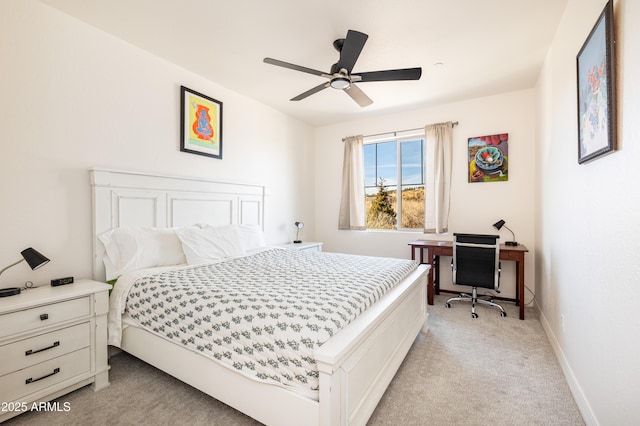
[{"xmin": 366, "ymin": 187, "xmax": 424, "ymax": 230}]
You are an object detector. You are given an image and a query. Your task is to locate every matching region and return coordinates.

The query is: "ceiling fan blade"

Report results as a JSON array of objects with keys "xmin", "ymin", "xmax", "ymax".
[
  {"xmin": 263, "ymin": 57, "xmax": 328, "ymax": 77},
  {"xmin": 344, "ymin": 84, "xmax": 373, "ymax": 108},
  {"xmin": 336, "ymin": 30, "xmax": 368, "ymax": 73},
  {"xmin": 291, "ymin": 82, "xmax": 330, "ymax": 101},
  {"xmin": 356, "ymin": 67, "xmax": 422, "ymax": 82}
]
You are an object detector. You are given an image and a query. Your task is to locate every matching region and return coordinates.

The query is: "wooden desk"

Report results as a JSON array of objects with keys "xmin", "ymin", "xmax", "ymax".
[{"xmin": 409, "ymin": 240, "xmax": 529, "ymax": 319}]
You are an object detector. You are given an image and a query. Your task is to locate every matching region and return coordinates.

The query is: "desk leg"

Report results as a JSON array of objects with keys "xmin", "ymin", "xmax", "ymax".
[
  {"xmin": 516, "ymin": 256, "xmax": 525, "ymax": 320},
  {"xmin": 433, "ymin": 255, "xmax": 440, "ymax": 296},
  {"xmin": 426, "ymin": 248, "xmax": 434, "ymax": 305}
]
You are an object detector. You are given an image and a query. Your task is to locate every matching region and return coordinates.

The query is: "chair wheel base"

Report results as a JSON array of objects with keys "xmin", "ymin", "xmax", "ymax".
[{"xmin": 445, "ymin": 288, "xmax": 507, "ymax": 319}]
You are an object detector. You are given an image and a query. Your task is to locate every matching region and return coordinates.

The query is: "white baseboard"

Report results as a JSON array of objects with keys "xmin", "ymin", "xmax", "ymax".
[{"xmin": 536, "ymin": 303, "xmax": 598, "ymax": 426}]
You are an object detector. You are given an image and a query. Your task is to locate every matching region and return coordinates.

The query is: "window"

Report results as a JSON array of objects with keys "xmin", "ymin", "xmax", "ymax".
[{"xmin": 364, "ymin": 136, "xmax": 425, "ymax": 230}]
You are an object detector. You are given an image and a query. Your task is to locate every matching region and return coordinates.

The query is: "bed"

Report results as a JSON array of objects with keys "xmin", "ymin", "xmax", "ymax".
[{"xmin": 90, "ymin": 168, "xmax": 429, "ymax": 426}]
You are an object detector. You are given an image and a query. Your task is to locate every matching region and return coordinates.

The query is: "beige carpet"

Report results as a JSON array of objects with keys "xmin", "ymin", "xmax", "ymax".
[{"xmin": 4, "ymin": 295, "xmax": 584, "ymax": 426}]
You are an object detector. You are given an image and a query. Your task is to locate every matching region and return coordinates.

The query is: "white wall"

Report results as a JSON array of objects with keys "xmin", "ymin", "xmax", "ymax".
[
  {"xmin": 536, "ymin": 0, "xmax": 640, "ymax": 424},
  {"xmin": 314, "ymin": 90, "xmax": 536, "ymax": 299},
  {"xmin": 0, "ymin": 0, "xmax": 315, "ymax": 287},
  {"xmin": 6, "ymin": 0, "xmax": 638, "ymax": 423}
]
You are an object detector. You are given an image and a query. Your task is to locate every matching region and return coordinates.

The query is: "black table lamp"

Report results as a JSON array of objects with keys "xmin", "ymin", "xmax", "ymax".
[
  {"xmin": 492, "ymin": 220, "xmax": 518, "ymax": 246},
  {"xmin": 0, "ymin": 247, "xmax": 50, "ymax": 297},
  {"xmin": 294, "ymin": 221, "xmax": 304, "ymax": 243}
]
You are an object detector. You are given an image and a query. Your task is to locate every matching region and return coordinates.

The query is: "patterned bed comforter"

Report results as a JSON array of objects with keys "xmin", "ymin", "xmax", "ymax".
[{"xmin": 108, "ymin": 248, "xmax": 418, "ymax": 397}]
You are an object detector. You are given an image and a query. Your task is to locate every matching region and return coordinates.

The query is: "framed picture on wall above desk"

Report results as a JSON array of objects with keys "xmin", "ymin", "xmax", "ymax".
[{"xmin": 408, "ymin": 240, "xmax": 529, "ymax": 320}]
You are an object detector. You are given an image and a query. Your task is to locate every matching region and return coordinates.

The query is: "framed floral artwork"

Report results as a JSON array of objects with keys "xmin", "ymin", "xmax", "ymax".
[
  {"xmin": 576, "ymin": 0, "xmax": 616, "ymax": 164},
  {"xmin": 180, "ymin": 86, "xmax": 223, "ymax": 159}
]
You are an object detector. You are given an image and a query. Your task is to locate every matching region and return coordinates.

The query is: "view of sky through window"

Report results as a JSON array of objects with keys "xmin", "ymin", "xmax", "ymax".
[
  {"xmin": 364, "ymin": 139, "xmax": 423, "ymax": 190},
  {"xmin": 401, "ymin": 140, "xmax": 423, "ymax": 185}
]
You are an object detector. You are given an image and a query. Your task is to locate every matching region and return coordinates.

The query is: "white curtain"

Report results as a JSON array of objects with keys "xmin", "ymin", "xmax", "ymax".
[
  {"xmin": 338, "ymin": 135, "xmax": 366, "ymax": 230},
  {"xmin": 424, "ymin": 122, "xmax": 453, "ymax": 233}
]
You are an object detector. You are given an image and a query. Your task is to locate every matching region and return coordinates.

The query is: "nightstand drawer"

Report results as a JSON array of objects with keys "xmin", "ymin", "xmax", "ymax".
[
  {"xmin": 0, "ymin": 323, "xmax": 91, "ymax": 376},
  {"xmin": 0, "ymin": 347, "xmax": 91, "ymax": 402},
  {"xmin": 0, "ymin": 297, "xmax": 90, "ymax": 338},
  {"xmin": 298, "ymin": 244, "xmax": 321, "ymax": 252}
]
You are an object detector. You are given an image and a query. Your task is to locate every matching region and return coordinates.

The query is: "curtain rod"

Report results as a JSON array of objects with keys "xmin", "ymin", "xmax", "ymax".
[{"xmin": 342, "ymin": 121, "xmax": 459, "ymax": 142}]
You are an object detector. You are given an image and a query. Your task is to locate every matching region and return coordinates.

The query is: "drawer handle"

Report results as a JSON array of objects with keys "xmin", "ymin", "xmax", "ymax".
[
  {"xmin": 25, "ymin": 341, "xmax": 60, "ymax": 356},
  {"xmin": 25, "ymin": 368, "xmax": 60, "ymax": 384},
  {"xmin": 40, "ymin": 313, "xmax": 49, "ymax": 321}
]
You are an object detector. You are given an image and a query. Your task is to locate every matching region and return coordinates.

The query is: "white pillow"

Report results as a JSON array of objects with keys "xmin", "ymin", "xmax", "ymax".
[
  {"xmin": 235, "ymin": 224, "xmax": 266, "ymax": 252},
  {"xmin": 176, "ymin": 225, "xmax": 244, "ymax": 265},
  {"xmin": 98, "ymin": 227, "xmax": 186, "ymax": 281}
]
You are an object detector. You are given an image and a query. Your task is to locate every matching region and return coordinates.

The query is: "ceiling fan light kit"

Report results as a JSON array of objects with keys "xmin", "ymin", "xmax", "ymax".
[
  {"xmin": 330, "ymin": 76, "xmax": 351, "ymax": 90},
  {"xmin": 264, "ymin": 29, "xmax": 422, "ymax": 107}
]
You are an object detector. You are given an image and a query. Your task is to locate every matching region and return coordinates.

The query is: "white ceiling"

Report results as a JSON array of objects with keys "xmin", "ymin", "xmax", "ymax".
[{"xmin": 41, "ymin": 0, "xmax": 567, "ymax": 127}]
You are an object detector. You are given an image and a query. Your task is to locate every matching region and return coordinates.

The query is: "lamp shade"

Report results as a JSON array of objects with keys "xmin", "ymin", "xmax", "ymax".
[
  {"xmin": 21, "ymin": 247, "xmax": 50, "ymax": 270},
  {"xmin": 491, "ymin": 220, "xmax": 518, "ymax": 246},
  {"xmin": 0, "ymin": 247, "xmax": 50, "ymax": 298}
]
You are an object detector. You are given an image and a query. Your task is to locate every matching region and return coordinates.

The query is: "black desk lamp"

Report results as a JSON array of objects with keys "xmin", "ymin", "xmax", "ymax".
[
  {"xmin": 492, "ymin": 220, "xmax": 518, "ymax": 246},
  {"xmin": 0, "ymin": 247, "xmax": 50, "ymax": 297},
  {"xmin": 294, "ymin": 221, "xmax": 304, "ymax": 243}
]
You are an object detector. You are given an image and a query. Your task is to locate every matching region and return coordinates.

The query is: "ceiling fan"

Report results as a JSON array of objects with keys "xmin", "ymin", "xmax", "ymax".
[{"xmin": 263, "ymin": 29, "xmax": 422, "ymax": 107}]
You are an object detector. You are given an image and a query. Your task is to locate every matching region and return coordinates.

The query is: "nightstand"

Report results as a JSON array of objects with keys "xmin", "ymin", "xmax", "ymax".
[
  {"xmin": 278, "ymin": 242, "xmax": 323, "ymax": 252},
  {"xmin": 0, "ymin": 279, "xmax": 111, "ymax": 422}
]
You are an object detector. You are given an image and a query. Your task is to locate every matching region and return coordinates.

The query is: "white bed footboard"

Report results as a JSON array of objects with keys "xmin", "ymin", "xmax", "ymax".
[
  {"xmin": 117, "ymin": 264, "xmax": 428, "ymax": 426},
  {"xmin": 316, "ymin": 265, "xmax": 428, "ymax": 426}
]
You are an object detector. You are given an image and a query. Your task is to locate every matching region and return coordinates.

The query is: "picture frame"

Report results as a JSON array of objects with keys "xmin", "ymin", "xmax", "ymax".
[
  {"xmin": 180, "ymin": 86, "xmax": 223, "ymax": 159},
  {"xmin": 576, "ymin": 0, "xmax": 616, "ymax": 164},
  {"xmin": 468, "ymin": 133, "xmax": 509, "ymax": 183}
]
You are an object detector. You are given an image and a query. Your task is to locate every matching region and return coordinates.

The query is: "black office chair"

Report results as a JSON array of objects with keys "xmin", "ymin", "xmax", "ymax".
[{"xmin": 445, "ymin": 233, "xmax": 506, "ymax": 318}]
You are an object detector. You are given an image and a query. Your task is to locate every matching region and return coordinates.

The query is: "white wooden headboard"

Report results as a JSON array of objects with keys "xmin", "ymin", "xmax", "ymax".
[{"xmin": 90, "ymin": 168, "xmax": 268, "ymax": 282}]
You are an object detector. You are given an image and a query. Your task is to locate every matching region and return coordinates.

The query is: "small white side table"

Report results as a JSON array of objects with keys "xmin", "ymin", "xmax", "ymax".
[
  {"xmin": 0, "ymin": 279, "xmax": 110, "ymax": 422},
  {"xmin": 277, "ymin": 242, "xmax": 323, "ymax": 252}
]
